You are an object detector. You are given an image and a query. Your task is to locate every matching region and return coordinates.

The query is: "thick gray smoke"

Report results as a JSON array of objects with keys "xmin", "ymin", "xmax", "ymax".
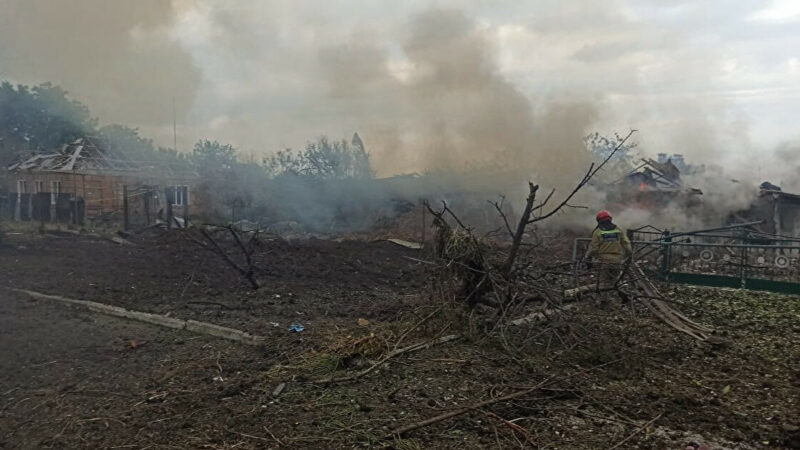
[
  {"xmin": 319, "ymin": 9, "xmax": 597, "ymax": 191},
  {"xmin": 773, "ymin": 140, "xmax": 800, "ymax": 192},
  {"xmin": 1, "ymin": 2, "xmax": 794, "ymax": 234},
  {"xmin": 0, "ymin": 0, "xmax": 200, "ymax": 126},
  {"xmin": 613, "ymin": 173, "xmax": 759, "ymax": 232},
  {"xmin": 309, "ymin": 7, "xmax": 603, "ymax": 231},
  {"xmin": 242, "ymin": 9, "xmax": 593, "ymax": 232},
  {"xmin": 191, "ymin": 7, "xmax": 606, "ymax": 233}
]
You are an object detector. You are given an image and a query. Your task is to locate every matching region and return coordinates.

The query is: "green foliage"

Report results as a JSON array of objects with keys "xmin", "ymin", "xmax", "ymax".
[
  {"xmin": 0, "ymin": 80, "xmax": 188, "ymax": 169},
  {"xmin": 265, "ymin": 136, "xmax": 373, "ymax": 180},
  {"xmin": 0, "ymin": 81, "xmax": 97, "ymax": 165},
  {"xmin": 98, "ymin": 124, "xmax": 189, "ymax": 173},
  {"xmin": 585, "ymin": 132, "xmax": 638, "ymax": 161},
  {"xmin": 99, "ymin": 124, "xmax": 154, "ymax": 159},
  {"xmin": 192, "ymin": 139, "xmax": 237, "ymax": 171},
  {"xmin": 190, "ymin": 139, "xmax": 263, "ymax": 222},
  {"xmin": 584, "ymin": 131, "xmax": 639, "ymax": 183},
  {"xmin": 0, "ymin": 79, "xmax": 380, "ymax": 229}
]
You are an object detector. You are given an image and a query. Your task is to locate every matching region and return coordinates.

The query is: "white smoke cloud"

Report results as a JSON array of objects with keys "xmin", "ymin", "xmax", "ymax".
[
  {"xmin": 1, "ymin": 0, "xmax": 798, "ymax": 233},
  {"xmin": 2, "ymin": 0, "xmax": 797, "ymax": 174}
]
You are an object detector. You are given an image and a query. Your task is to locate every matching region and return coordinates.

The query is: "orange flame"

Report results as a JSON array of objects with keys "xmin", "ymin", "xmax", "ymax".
[{"xmin": 639, "ymin": 182, "xmax": 647, "ymax": 192}]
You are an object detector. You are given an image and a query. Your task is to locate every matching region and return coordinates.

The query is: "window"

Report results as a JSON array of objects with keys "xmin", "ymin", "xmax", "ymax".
[
  {"xmin": 51, "ymin": 180, "xmax": 61, "ymax": 205},
  {"xmin": 34, "ymin": 180, "xmax": 44, "ymax": 193},
  {"xmin": 173, "ymin": 185, "xmax": 189, "ymax": 206},
  {"xmin": 17, "ymin": 180, "xmax": 26, "ymax": 196}
]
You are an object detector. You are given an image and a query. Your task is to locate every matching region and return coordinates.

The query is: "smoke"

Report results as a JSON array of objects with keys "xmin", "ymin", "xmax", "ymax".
[
  {"xmin": 0, "ymin": 0, "xmax": 200, "ymax": 126},
  {"xmin": 1, "ymin": 2, "xmax": 794, "ymax": 233},
  {"xmin": 320, "ymin": 9, "xmax": 598, "ymax": 192},
  {"xmin": 613, "ymin": 175, "xmax": 759, "ymax": 232},
  {"xmin": 773, "ymin": 139, "xmax": 800, "ymax": 192}
]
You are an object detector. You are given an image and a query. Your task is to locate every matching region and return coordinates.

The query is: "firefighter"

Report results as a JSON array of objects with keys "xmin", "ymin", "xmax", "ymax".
[{"xmin": 585, "ymin": 210, "xmax": 632, "ymax": 287}]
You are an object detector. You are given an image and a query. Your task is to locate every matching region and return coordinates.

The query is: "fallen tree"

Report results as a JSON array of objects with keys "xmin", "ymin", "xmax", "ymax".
[
  {"xmin": 424, "ymin": 129, "xmax": 713, "ymax": 341},
  {"xmin": 426, "ymin": 130, "xmax": 636, "ymax": 310}
]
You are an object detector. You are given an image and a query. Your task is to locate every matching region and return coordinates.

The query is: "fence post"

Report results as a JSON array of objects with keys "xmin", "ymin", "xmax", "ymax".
[
  {"xmin": 420, "ymin": 199, "xmax": 426, "ymax": 244},
  {"xmin": 166, "ymin": 187, "xmax": 173, "ymax": 230},
  {"xmin": 144, "ymin": 191, "xmax": 150, "ymax": 226},
  {"xmin": 661, "ymin": 230, "xmax": 672, "ymax": 280},
  {"xmin": 740, "ymin": 245, "xmax": 747, "ymax": 289},
  {"xmin": 39, "ymin": 194, "xmax": 46, "ymax": 233},
  {"xmin": 122, "ymin": 185, "xmax": 129, "ymax": 231},
  {"xmin": 49, "ymin": 191, "xmax": 56, "ymax": 223},
  {"xmin": 183, "ymin": 186, "xmax": 189, "ymax": 228}
]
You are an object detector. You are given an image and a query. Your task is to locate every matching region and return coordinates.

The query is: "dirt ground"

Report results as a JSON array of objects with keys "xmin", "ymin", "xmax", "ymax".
[{"xmin": 1, "ymin": 229, "xmax": 798, "ymax": 449}]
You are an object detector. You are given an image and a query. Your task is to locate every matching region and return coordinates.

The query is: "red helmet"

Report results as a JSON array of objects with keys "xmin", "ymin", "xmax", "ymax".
[{"xmin": 596, "ymin": 210, "xmax": 612, "ymax": 222}]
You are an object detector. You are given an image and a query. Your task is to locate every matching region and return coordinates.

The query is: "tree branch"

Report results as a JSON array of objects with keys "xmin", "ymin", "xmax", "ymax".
[
  {"xmin": 528, "ymin": 129, "xmax": 637, "ymax": 224},
  {"xmin": 501, "ymin": 182, "xmax": 539, "ymax": 279},
  {"xmin": 198, "ymin": 228, "xmax": 260, "ymax": 290},
  {"xmin": 489, "ymin": 196, "xmax": 515, "ymax": 240}
]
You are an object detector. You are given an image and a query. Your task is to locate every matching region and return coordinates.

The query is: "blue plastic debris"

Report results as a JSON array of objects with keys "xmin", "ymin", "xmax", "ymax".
[{"xmin": 288, "ymin": 323, "xmax": 304, "ymax": 332}]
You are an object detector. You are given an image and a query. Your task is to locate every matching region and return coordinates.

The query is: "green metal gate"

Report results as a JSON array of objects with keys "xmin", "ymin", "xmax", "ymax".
[{"xmin": 572, "ymin": 222, "xmax": 800, "ymax": 295}]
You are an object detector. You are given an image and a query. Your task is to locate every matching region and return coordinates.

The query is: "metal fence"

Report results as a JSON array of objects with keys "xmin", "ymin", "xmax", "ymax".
[{"xmin": 573, "ymin": 224, "xmax": 800, "ymax": 294}]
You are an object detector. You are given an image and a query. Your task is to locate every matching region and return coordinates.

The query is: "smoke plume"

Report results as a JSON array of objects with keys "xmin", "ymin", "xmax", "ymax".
[
  {"xmin": 0, "ymin": 0, "xmax": 200, "ymax": 126},
  {"xmin": 2, "ymin": 2, "xmax": 796, "ymax": 233},
  {"xmin": 773, "ymin": 139, "xmax": 800, "ymax": 192},
  {"xmin": 320, "ymin": 9, "xmax": 598, "ymax": 192}
]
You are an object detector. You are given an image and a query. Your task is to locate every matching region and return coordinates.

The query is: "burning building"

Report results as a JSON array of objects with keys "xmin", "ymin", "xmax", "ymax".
[{"xmin": 607, "ymin": 154, "xmax": 702, "ymax": 210}]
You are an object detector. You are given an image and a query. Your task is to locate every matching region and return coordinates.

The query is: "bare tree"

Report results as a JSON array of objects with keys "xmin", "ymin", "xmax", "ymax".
[
  {"xmin": 184, "ymin": 225, "xmax": 264, "ymax": 290},
  {"xmin": 428, "ymin": 129, "xmax": 638, "ymax": 310}
]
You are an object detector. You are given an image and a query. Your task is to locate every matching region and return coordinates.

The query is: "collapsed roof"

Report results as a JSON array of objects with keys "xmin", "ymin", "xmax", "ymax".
[
  {"xmin": 8, "ymin": 137, "xmax": 136, "ymax": 172},
  {"xmin": 623, "ymin": 157, "xmax": 683, "ymax": 191},
  {"xmin": 7, "ymin": 137, "xmax": 194, "ymax": 178},
  {"xmin": 759, "ymin": 181, "xmax": 800, "ymax": 202}
]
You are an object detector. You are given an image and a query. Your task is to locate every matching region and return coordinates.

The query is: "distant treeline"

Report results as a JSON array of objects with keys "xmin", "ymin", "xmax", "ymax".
[
  {"xmin": 0, "ymin": 81, "xmax": 187, "ymax": 168},
  {"xmin": 0, "ymin": 81, "xmax": 377, "ymax": 227}
]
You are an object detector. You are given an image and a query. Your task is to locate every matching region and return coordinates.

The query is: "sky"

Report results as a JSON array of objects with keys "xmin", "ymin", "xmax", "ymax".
[{"xmin": 0, "ymin": 0, "xmax": 798, "ymax": 179}]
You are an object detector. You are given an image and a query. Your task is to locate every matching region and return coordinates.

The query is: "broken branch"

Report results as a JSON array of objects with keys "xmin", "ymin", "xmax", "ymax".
[
  {"xmin": 386, "ymin": 377, "xmax": 554, "ymax": 438},
  {"xmin": 313, "ymin": 334, "xmax": 460, "ymax": 384},
  {"xmin": 607, "ymin": 413, "xmax": 662, "ymax": 450},
  {"xmin": 198, "ymin": 228, "xmax": 260, "ymax": 289},
  {"xmin": 528, "ymin": 129, "xmax": 637, "ymax": 225},
  {"xmin": 385, "ymin": 358, "xmax": 625, "ymax": 438}
]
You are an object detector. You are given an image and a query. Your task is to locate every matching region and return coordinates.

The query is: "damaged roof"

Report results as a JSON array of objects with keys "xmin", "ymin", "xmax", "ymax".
[
  {"xmin": 623, "ymin": 157, "xmax": 683, "ymax": 190},
  {"xmin": 7, "ymin": 137, "xmax": 195, "ymax": 178},
  {"xmin": 760, "ymin": 183, "xmax": 800, "ymax": 202},
  {"xmin": 8, "ymin": 137, "xmax": 135, "ymax": 173}
]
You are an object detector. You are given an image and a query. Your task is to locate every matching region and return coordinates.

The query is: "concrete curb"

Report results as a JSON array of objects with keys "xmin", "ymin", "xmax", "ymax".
[
  {"xmin": 185, "ymin": 319, "xmax": 265, "ymax": 345},
  {"xmin": 10, "ymin": 288, "xmax": 265, "ymax": 345}
]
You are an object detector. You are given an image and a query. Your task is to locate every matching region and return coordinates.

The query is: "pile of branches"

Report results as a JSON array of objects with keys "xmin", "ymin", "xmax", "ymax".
[
  {"xmin": 424, "ymin": 130, "xmax": 712, "ymax": 341},
  {"xmin": 427, "ymin": 130, "xmax": 637, "ymax": 312},
  {"xmin": 425, "ymin": 185, "xmax": 576, "ymax": 329},
  {"xmin": 428, "ymin": 205, "xmax": 493, "ymax": 307}
]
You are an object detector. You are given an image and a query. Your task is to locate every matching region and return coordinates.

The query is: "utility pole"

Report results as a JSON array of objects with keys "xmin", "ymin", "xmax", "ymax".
[{"xmin": 172, "ymin": 97, "xmax": 178, "ymax": 153}]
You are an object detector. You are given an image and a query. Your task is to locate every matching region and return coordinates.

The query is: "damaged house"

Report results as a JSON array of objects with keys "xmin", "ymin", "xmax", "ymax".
[
  {"xmin": 741, "ymin": 183, "xmax": 800, "ymax": 237},
  {"xmin": 2, "ymin": 137, "xmax": 197, "ymax": 227},
  {"xmin": 613, "ymin": 152, "xmax": 800, "ymax": 239},
  {"xmin": 608, "ymin": 154, "xmax": 702, "ymax": 208}
]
